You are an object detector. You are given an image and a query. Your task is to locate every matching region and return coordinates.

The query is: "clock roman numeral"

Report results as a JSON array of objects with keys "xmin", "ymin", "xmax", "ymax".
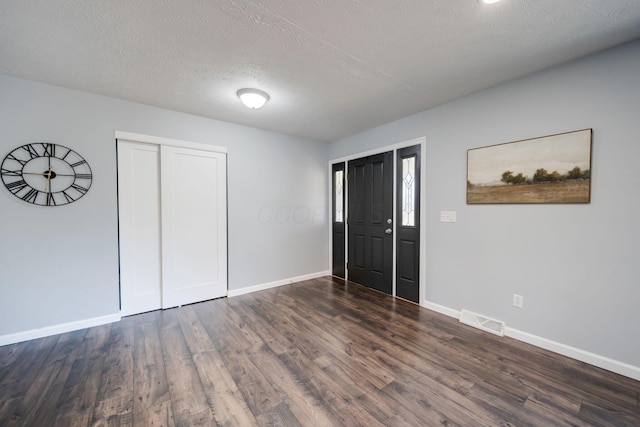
[
  {"xmin": 7, "ymin": 179, "xmax": 28, "ymax": 193},
  {"xmin": 70, "ymin": 159, "xmax": 87, "ymax": 168},
  {"xmin": 41, "ymin": 143, "xmax": 56, "ymax": 157},
  {"xmin": 22, "ymin": 144, "xmax": 40, "ymax": 158},
  {"xmin": 60, "ymin": 147, "xmax": 72, "ymax": 160},
  {"xmin": 1, "ymin": 168, "xmax": 22, "ymax": 176},
  {"xmin": 62, "ymin": 191, "xmax": 75, "ymax": 203},
  {"xmin": 75, "ymin": 173, "xmax": 92, "ymax": 180},
  {"xmin": 21, "ymin": 188, "xmax": 39, "ymax": 203},
  {"xmin": 46, "ymin": 192, "xmax": 56, "ymax": 206},
  {"xmin": 6, "ymin": 154, "xmax": 28, "ymax": 166},
  {"xmin": 71, "ymin": 183, "xmax": 89, "ymax": 194}
]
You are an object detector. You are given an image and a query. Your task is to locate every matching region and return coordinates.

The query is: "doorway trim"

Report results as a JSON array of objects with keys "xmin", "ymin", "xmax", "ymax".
[
  {"xmin": 115, "ymin": 131, "xmax": 227, "ymax": 154},
  {"xmin": 328, "ymin": 136, "xmax": 426, "ymax": 305}
]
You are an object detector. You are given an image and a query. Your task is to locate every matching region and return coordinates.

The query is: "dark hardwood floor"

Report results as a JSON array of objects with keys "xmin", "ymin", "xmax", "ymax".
[{"xmin": 1, "ymin": 276, "xmax": 638, "ymax": 426}]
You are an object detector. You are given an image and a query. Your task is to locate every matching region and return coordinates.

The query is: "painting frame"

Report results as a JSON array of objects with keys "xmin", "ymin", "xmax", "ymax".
[{"xmin": 467, "ymin": 129, "xmax": 593, "ymax": 204}]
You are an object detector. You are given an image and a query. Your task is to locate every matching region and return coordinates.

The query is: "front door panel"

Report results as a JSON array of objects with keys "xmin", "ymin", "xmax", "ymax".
[{"xmin": 348, "ymin": 151, "xmax": 393, "ymax": 294}]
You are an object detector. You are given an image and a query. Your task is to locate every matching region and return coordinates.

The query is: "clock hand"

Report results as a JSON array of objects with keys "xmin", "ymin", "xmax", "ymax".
[
  {"xmin": 22, "ymin": 172, "xmax": 75, "ymax": 177},
  {"xmin": 46, "ymin": 164, "xmax": 52, "ymax": 193}
]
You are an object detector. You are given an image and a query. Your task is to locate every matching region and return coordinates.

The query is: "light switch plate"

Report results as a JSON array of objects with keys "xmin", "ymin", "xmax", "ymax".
[
  {"xmin": 440, "ymin": 211, "xmax": 456, "ymax": 223},
  {"xmin": 513, "ymin": 294, "xmax": 524, "ymax": 308}
]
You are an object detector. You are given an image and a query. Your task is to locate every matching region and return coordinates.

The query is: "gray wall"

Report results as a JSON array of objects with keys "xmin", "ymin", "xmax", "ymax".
[
  {"xmin": 2, "ymin": 39, "xmax": 639, "ymax": 370},
  {"xmin": 0, "ymin": 76, "xmax": 328, "ymax": 336},
  {"xmin": 329, "ymin": 40, "xmax": 640, "ymax": 368}
]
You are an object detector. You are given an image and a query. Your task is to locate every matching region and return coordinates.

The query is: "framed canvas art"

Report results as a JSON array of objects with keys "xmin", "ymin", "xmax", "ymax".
[{"xmin": 467, "ymin": 129, "xmax": 592, "ymax": 204}]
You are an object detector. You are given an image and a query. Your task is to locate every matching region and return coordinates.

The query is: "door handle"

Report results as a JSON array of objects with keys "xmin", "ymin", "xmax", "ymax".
[{"xmin": 385, "ymin": 228, "xmax": 392, "ymax": 235}]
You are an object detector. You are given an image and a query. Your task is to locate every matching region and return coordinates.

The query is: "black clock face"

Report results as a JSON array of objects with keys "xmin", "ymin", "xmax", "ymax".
[{"xmin": 1, "ymin": 143, "xmax": 93, "ymax": 206}]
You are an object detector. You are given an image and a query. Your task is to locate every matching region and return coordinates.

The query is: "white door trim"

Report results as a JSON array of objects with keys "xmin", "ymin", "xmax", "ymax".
[
  {"xmin": 329, "ymin": 137, "xmax": 424, "ymax": 164},
  {"xmin": 115, "ymin": 131, "xmax": 227, "ymax": 153}
]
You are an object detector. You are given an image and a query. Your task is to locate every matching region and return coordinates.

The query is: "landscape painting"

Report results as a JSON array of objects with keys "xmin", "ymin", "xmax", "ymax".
[{"xmin": 467, "ymin": 129, "xmax": 592, "ymax": 204}]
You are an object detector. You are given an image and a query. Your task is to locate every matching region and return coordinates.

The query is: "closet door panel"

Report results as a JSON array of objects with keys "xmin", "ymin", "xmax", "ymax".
[
  {"xmin": 117, "ymin": 141, "xmax": 162, "ymax": 316},
  {"xmin": 161, "ymin": 146, "xmax": 227, "ymax": 308}
]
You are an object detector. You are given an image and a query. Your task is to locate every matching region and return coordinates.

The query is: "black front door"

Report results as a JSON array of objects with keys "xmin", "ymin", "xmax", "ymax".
[{"xmin": 347, "ymin": 151, "xmax": 393, "ymax": 294}]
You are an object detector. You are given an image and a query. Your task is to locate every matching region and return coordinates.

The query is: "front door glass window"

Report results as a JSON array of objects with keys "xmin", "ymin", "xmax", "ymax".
[
  {"xmin": 401, "ymin": 156, "xmax": 416, "ymax": 226},
  {"xmin": 335, "ymin": 170, "xmax": 344, "ymax": 223}
]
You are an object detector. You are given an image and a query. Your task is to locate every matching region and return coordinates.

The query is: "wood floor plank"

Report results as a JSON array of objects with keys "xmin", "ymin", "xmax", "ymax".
[
  {"xmin": 91, "ymin": 316, "xmax": 135, "ymax": 426},
  {"xmin": 522, "ymin": 392, "xmax": 586, "ymax": 426},
  {"xmin": 14, "ymin": 330, "xmax": 89, "ymax": 426},
  {"xmin": 6, "ymin": 330, "xmax": 88, "ymax": 426},
  {"xmin": 0, "ymin": 343, "xmax": 27, "ymax": 377},
  {"xmin": 245, "ymin": 296, "xmax": 340, "ymax": 362},
  {"xmin": 229, "ymin": 295, "xmax": 295, "ymax": 356},
  {"xmin": 243, "ymin": 344, "xmax": 336, "ymax": 426},
  {"xmin": 0, "ymin": 398, "xmax": 19, "ymax": 425},
  {"xmin": 0, "ymin": 334, "xmax": 59, "ymax": 399},
  {"xmin": 311, "ymin": 290, "xmax": 509, "ymax": 407},
  {"xmin": 52, "ymin": 324, "xmax": 113, "ymax": 427},
  {"xmin": 578, "ymin": 401, "xmax": 640, "ymax": 427},
  {"xmin": 133, "ymin": 400, "xmax": 175, "ymax": 427},
  {"xmin": 132, "ymin": 310, "xmax": 173, "ymax": 426},
  {"xmin": 314, "ymin": 353, "xmax": 425, "ymax": 427},
  {"xmin": 157, "ymin": 309, "xmax": 214, "ymax": 426},
  {"xmin": 224, "ymin": 299, "xmax": 343, "ymax": 426},
  {"xmin": 325, "ymin": 313, "xmax": 465, "ymax": 392},
  {"xmin": 176, "ymin": 305, "xmax": 259, "ymax": 426},
  {"xmin": 192, "ymin": 300, "xmax": 284, "ymax": 417},
  {"xmin": 0, "ymin": 275, "xmax": 638, "ymax": 426},
  {"xmin": 255, "ymin": 402, "xmax": 302, "ymax": 427},
  {"xmin": 0, "ymin": 333, "xmax": 63, "ymax": 423},
  {"xmin": 373, "ymin": 348, "xmax": 507, "ymax": 426},
  {"xmin": 277, "ymin": 346, "xmax": 387, "ymax": 427}
]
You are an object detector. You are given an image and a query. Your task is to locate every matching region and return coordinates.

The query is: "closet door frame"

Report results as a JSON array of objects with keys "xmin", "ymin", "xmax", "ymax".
[
  {"xmin": 116, "ymin": 131, "xmax": 228, "ymax": 314},
  {"xmin": 116, "ymin": 131, "xmax": 227, "ymax": 155}
]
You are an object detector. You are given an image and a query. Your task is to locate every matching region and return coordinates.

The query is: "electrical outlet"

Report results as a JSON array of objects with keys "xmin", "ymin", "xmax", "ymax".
[
  {"xmin": 440, "ymin": 211, "xmax": 456, "ymax": 223},
  {"xmin": 513, "ymin": 294, "xmax": 523, "ymax": 308}
]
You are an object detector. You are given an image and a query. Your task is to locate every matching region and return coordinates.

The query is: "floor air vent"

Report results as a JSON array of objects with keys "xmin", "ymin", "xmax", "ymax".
[{"xmin": 459, "ymin": 309, "xmax": 505, "ymax": 337}]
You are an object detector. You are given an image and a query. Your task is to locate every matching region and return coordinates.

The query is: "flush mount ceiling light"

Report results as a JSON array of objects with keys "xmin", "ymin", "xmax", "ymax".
[
  {"xmin": 237, "ymin": 88, "xmax": 270, "ymax": 109},
  {"xmin": 479, "ymin": 0, "xmax": 502, "ymax": 4}
]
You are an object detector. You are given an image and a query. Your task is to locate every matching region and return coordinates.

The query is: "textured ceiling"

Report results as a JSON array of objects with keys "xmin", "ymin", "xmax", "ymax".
[{"xmin": 1, "ymin": 0, "xmax": 640, "ymax": 142}]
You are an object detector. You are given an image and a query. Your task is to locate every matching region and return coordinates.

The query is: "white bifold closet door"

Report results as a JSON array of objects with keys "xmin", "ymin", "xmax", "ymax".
[{"xmin": 118, "ymin": 139, "xmax": 227, "ymax": 316}]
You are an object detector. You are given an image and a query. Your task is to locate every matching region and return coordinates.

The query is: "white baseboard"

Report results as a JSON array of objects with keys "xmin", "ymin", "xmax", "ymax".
[
  {"xmin": 228, "ymin": 270, "xmax": 330, "ymax": 297},
  {"xmin": 422, "ymin": 300, "xmax": 460, "ymax": 319},
  {"xmin": 0, "ymin": 271, "xmax": 329, "ymax": 346},
  {"xmin": 0, "ymin": 312, "xmax": 121, "ymax": 347},
  {"xmin": 422, "ymin": 299, "xmax": 640, "ymax": 381},
  {"xmin": 504, "ymin": 327, "xmax": 640, "ymax": 381}
]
